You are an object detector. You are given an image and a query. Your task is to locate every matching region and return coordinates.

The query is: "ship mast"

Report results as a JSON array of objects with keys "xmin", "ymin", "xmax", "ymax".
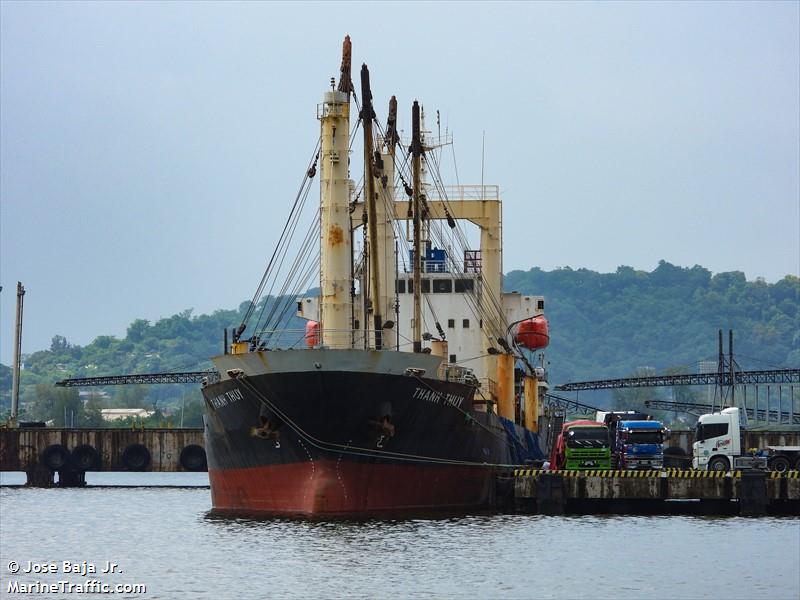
[
  {"xmin": 318, "ymin": 36, "xmax": 353, "ymax": 349},
  {"xmin": 382, "ymin": 96, "xmax": 399, "ymax": 351},
  {"xmin": 360, "ymin": 64, "xmax": 383, "ymax": 350},
  {"xmin": 411, "ymin": 101, "xmax": 423, "ymax": 353}
]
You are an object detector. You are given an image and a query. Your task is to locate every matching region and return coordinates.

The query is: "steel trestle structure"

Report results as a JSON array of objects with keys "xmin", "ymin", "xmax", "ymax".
[
  {"xmin": 555, "ymin": 369, "xmax": 800, "ymax": 392},
  {"xmin": 55, "ymin": 371, "xmax": 219, "ymax": 387}
]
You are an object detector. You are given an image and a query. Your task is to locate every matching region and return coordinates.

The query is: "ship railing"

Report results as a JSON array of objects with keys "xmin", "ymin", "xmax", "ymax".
[
  {"xmin": 426, "ymin": 184, "xmax": 499, "ymax": 202},
  {"xmin": 316, "ymin": 102, "xmax": 348, "ymax": 119},
  {"xmin": 254, "ymin": 328, "xmax": 403, "ymax": 351}
]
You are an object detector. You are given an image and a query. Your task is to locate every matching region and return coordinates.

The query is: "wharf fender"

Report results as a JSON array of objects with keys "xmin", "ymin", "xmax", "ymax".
[{"xmin": 0, "ymin": 428, "xmax": 206, "ymax": 485}]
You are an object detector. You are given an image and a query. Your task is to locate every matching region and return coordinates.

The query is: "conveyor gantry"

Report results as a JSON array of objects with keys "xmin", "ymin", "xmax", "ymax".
[{"xmin": 55, "ymin": 371, "xmax": 219, "ymax": 387}]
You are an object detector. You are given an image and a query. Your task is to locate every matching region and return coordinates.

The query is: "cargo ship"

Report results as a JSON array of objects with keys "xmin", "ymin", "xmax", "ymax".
[{"xmin": 201, "ymin": 36, "xmax": 550, "ymax": 517}]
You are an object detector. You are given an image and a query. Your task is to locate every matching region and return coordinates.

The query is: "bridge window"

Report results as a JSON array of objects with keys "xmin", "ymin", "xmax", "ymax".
[
  {"xmin": 537, "ymin": 299, "xmax": 545, "ymax": 310},
  {"xmin": 463, "ymin": 319, "xmax": 470, "ymax": 329},
  {"xmin": 433, "ymin": 279, "xmax": 452, "ymax": 293},
  {"xmin": 454, "ymin": 279, "xmax": 475, "ymax": 293},
  {"xmin": 396, "ymin": 280, "xmax": 406, "ymax": 294},
  {"xmin": 449, "ymin": 354, "xmax": 457, "ymax": 363},
  {"xmin": 447, "ymin": 319, "xmax": 455, "ymax": 329},
  {"xmin": 407, "ymin": 280, "xmax": 431, "ymax": 293}
]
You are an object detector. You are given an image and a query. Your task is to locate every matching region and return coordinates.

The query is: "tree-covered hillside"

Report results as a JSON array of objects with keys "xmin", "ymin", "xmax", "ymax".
[
  {"xmin": 505, "ymin": 261, "xmax": 799, "ymax": 385},
  {"xmin": 2, "ymin": 261, "xmax": 798, "ymax": 425}
]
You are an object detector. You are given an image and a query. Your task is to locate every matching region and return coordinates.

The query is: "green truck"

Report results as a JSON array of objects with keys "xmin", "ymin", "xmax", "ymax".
[{"xmin": 549, "ymin": 419, "xmax": 612, "ymax": 470}]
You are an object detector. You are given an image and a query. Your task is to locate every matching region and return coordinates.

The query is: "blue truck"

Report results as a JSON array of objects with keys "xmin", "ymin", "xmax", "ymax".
[{"xmin": 612, "ymin": 419, "xmax": 666, "ymax": 470}]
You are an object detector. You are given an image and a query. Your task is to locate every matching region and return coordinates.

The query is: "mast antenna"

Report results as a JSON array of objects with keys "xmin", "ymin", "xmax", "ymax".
[{"xmin": 481, "ymin": 130, "xmax": 485, "ymax": 201}]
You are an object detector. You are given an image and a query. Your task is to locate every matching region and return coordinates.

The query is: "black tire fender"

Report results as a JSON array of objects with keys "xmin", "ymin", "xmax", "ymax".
[
  {"xmin": 121, "ymin": 444, "xmax": 151, "ymax": 471},
  {"xmin": 40, "ymin": 444, "xmax": 71, "ymax": 471},
  {"xmin": 179, "ymin": 444, "xmax": 207, "ymax": 471},
  {"xmin": 71, "ymin": 444, "xmax": 100, "ymax": 471}
]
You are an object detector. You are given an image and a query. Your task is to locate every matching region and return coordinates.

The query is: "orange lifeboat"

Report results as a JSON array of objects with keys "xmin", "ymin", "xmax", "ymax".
[
  {"xmin": 305, "ymin": 320, "xmax": 320, "ymax": 347},
  {"xmin": 514, "ymin": 315, "xmax": 549, "ymax": 350}
]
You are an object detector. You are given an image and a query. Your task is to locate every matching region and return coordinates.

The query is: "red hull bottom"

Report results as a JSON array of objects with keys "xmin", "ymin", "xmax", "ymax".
[{"xmin": 209, "ymin": 460, "xmax": 496, "ymax": 517}]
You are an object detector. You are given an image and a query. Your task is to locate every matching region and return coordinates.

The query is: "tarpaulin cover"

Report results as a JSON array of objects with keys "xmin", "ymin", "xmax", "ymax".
[{"xmin": 499, "ymin": 416, "xmax": 545, "ymax": 463}]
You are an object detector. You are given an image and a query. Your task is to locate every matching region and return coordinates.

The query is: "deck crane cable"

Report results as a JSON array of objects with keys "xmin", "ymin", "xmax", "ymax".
[
  {"xmin": 247, "ymin": 118, "xmax": 361, "ymax": 342},
  {"xmin": 259, "ymin": 216, "xmax": 321, "ymax": 339},
  {"xmin": 373, "ymin": 112, "xmax": 496, "ymax": 333},
  {"xmin": 365, "ymin": 122, "xmax": 455, "ymax": 339},
  {"xmin": 255, "ymin": 202, "xmax": 320, "ymax": 331},
  {"xmin": 424, "ymin": 149, "xmax": 510, "ymax": 339},
  {"xmin": 238, "ymin": 138, "xmax": 321, "ymax": 338},
  {"xmin": 371, "ymin": 117, "xmax": 496, "ymax": 345},
  {"xmin": 249, "ymin": 179, "xmax": 316, "ymax": 336},
  {"xmin": 256, "ymin": 213, "xmax": 321, "ymax": 344},
  {"xmin": 256, "ymin": 101, "xmax": 363, "ymax": 346},
  {"xmin": 390, "ymin": 139, "xmax": 506, "ymax": 344},
  {"xmin": 259, "ymin": 255, "xmax": 321, "ymax": 348}
]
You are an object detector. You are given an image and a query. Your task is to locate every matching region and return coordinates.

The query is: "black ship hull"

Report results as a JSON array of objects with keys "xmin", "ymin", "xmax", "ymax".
[{"xmin": 201, "ymin": 355, "xmax": 536, "ymax": 516}]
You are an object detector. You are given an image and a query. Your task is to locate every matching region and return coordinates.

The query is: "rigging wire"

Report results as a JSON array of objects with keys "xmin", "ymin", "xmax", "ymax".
[
  {"xmin": 372, "ymin": 114, "xmax": 508, "ymax": 348},
  {"xmin": 245, "ymin": 114, "xmax": 364, "ymax": 347},
  {"xmin": 238, "ymin": 139, "xmax": 321, "ymax": 338}
]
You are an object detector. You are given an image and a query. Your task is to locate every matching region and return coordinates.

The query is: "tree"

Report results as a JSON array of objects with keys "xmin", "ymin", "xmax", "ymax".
[
  {"xmin": 82, "ymin": 392, "xmax": 105, "ymax": 427},
  {"xmin": 30, "ymin": 384, "xmax": 83, "ymax": 426},
  {"xmin": 50, "ymin": 335, "xmax": 70, "ymax": 353},
  {"xmin": 180, "ymin": 395, "xmax": 206, "ymax": 427},
  {"xmin": 126, "ymin": 319, "xmax": 151, "ymax": 343},
  {"xmin": 112, "ymin": 385, "xmax": 150, "ymax": 409}
]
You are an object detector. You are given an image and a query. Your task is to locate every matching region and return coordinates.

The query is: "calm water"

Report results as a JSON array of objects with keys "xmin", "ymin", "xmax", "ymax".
[{"xmin": 1, "ymin": 474, "xmax": 798, "ymax": 599}]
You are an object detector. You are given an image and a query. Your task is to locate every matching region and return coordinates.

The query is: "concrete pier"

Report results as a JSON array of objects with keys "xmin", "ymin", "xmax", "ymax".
[
  {"xmin": 0, "ymin": 427, "xmax": 206, "ymax": 487},
  {"xmin": 511, "ymin": 469, "xmax": 800, "ymax": 516}
]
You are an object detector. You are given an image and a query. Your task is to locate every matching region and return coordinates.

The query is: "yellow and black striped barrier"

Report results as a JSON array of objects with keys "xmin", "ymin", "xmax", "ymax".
[
  {"xmin": 663, "ymin": 469, "xmax": 728, "ymax": 478},
  {"xmin": 512, "ymin": 469, "xmax": 660, "ymax": 478},
  {"xmin": 771, "ymin": 470, "xmax": 800, "ymax": 479},
  {"xmin": 512, "ymin": 469, "xmax": 800, "ymax": 478}
]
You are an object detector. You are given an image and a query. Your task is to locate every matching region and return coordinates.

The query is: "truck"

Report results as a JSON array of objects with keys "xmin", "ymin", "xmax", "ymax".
[
  {"xmin": 612, "ymin": 420, "xmax": 667, "ymax": 470},
  {"xmin": 597, "ymin": 411, "xmax": 667, "ymax": 470},
  {"xmin": 549, "ymin": 420, "xmax": 612, "ymax": 471},
  {"xmin": 692, "ymin": 407, "xmax": 800, "ymax": 472}
]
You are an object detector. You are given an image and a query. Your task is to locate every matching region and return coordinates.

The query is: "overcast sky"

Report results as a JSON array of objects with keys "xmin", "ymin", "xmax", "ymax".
[{"xmin": 1, "ymin": 1, "xmax": 798, "ymax": 362}]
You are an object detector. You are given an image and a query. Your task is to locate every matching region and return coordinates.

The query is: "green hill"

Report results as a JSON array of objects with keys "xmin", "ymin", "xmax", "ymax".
[
  {"xmin": 505, "ymin": 261, "xmax": 799, "ymax": 384},
  {"xmin": 2, "ymin": 261, "xmax": 798, "ymax": 426}
]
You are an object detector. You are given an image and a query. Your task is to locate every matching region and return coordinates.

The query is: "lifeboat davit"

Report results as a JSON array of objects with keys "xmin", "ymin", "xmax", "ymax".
[
  {"xmin": 513, "ymin": 315, "xmax": 549, "ymax": 350},
  {"xmin": 305, "ymin": 320, "xmax": 320, "ymax": 347}
]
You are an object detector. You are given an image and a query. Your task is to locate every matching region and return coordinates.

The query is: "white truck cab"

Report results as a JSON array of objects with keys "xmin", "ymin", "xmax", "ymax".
[
  {"xmin": 693, "ymin": 406, "xmax": 800, "ymax": 472},
  {"xmin": 692, "ymin": 407, "xmax": 744, "ymax": 471}
]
